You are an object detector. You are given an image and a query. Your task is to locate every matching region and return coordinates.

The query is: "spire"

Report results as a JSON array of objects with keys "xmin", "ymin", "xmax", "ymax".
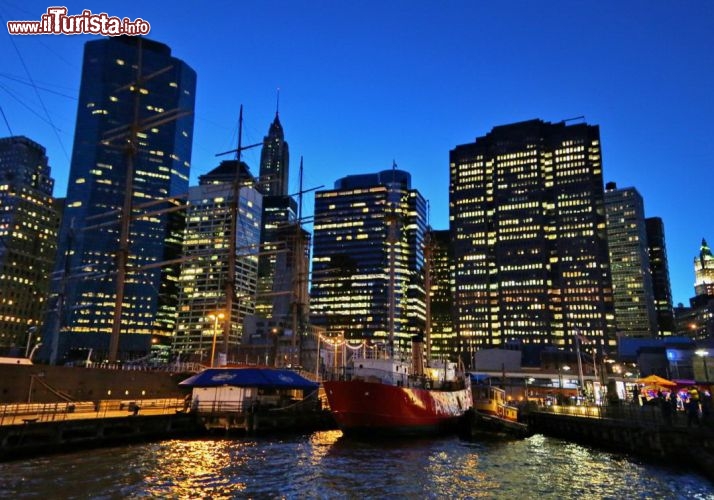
[
  {"xmin": 701, "ymin": 238, "xmax": 713, "ymax": 265},
  {"xmin": 268, "ymin": 90, "xmax": 284, "ymax": 138}
]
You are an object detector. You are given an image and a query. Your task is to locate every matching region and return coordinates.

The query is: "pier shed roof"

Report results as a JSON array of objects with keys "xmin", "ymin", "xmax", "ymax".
[{"xmin": 179, "ymin": 368, "xmax": 318, "ymax": 391}]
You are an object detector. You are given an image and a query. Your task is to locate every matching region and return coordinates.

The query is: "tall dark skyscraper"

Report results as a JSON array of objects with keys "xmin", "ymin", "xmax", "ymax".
[
  {"xmin": 311, "ymin": 169, "xmax": 427, "ymax": 351},
  {"xmin": 645, "ymin": 217, "xmax": 675, "ymax": 336},
  {"xmin": 255, "ymin": 112, "xmax": 299, "ymax": 326},
  {"xmin": 449, "ymin": 119, "xmax": 615, "ymax": 361},
  {"xmin": 0, "ymin": 137, "xmax": 59, "ymax": 353},
  {"xmin": 258, "ymin": 112, "xmax": 289, "ymax": 197},
  {"xmin": 48, "ymin": 36, "xmax": 196, "ymax": 362},
  {"xmin": 426, "ymin": 229, "xmax": 455, "ymax": 360},
  {"xmin": 604, "ymin": 183, "xmax": 658, "ymax": 337}
]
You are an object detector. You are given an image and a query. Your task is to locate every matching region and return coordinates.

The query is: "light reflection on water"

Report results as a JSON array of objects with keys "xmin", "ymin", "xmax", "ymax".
[{"xmin": 0, "ymin": 431, "xmax": 712, "ymax": 499}]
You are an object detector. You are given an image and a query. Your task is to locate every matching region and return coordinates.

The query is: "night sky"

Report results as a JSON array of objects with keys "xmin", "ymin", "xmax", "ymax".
[{"xmin": 1, "ymin": 1, "xmax": 712, "ymax": 306}]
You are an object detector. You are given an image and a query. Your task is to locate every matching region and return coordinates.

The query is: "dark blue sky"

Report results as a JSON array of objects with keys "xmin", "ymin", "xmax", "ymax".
[{"xmin": 2, "ymin": 1, "xmax": 712, "ymax": 306}]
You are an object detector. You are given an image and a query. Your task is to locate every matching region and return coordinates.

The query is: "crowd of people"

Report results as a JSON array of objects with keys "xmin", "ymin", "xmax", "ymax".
[{"xmin": 635, "ymin": 385, "xmax": 713, "ymax": 427}]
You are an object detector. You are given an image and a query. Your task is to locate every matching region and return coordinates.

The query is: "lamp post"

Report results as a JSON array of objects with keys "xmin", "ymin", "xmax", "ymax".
[
  {"xmin": 24, "ymin": 326, "xmax": 37, "ymax": 358},
  {"xmin": 525, "ymin": 377, "xmax": 535, "ymax": 401},
  {"xmin": 28, "ymin": 343, "xmax": 43, "ymax": 361},
  {"xmin": 696, "ymin": 349, "xmax": 710, "ymax": 383},
  {"xmin": 208, "ymin": 313, "xmax": 225, "ymax": 368}
]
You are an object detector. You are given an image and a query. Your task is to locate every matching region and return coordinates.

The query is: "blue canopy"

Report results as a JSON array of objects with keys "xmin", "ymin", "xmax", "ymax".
[
  {"xmin": 470, "ymin": 373, "xmax": 492, "ymax": 383},
  {"xmin": 179, "ymin": 368, "xmax": 318, "ymax": 391}
]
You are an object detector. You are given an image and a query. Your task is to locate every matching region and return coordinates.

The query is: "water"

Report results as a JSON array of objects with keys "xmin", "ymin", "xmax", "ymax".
[{"xmin": 0, "ymin": 432, "xmax": 712, "ymax": 499}]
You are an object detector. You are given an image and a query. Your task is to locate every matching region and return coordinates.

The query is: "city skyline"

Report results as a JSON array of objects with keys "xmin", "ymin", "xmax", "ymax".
[{"xmin": 1, "ymin": 1, "xmax": 712, "ymax": 306}]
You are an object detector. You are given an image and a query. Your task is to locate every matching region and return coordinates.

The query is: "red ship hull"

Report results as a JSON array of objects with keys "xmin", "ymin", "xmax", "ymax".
[{"xmin": 323, "ymin": 379, "xmax": 471, "ymax": 436}]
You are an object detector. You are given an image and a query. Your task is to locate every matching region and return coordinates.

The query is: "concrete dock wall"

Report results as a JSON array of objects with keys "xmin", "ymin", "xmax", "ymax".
[{"xmin": 0, "ymin": 412, "xmax": 203, "ymax": 461}]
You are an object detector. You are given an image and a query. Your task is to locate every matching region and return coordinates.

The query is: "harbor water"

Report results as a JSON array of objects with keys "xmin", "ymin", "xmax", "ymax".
[{"xmin": 0, "ymin": 431, "xmax": 712, "ymax": 499}]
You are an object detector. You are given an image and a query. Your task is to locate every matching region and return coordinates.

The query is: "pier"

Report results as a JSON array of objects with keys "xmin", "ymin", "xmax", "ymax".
[
  {"xmin": 526, "ymin": 403, "xmax": 714, "ymax": 481},
  {"xmin": 0, "ymin": 398, "xmax": 203, "ymax": 461}
]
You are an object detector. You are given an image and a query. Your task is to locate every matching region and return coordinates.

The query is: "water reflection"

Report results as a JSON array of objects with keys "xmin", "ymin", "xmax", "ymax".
[{"xmin": 0, "ymin": 432, "xmax": 711, "ymax": 499}]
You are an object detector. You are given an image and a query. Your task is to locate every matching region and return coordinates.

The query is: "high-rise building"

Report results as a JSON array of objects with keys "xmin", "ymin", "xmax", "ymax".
[
  {"xmin": 449, "ymin": 119, "xmax": 615, "ymax": 361},
  {"xmin": 694, "ymin": 239, "xmax": 714, "ymax": 298},
  {"xmin": 255, "ymin": 195, "xmax": 297, "ymax": 321},
  {"xmin": 258, "ymin": 112, "xmax": 289, "ymax": 197},
  {"xmin": 645, "ymin": 217, "xmax": 675, "ymax": 336},
  {"xmin": 0, "ymin": 136, "xmax": 59, "ymax": 353},
  {"xmin": 256, "ymin": 112, "xmax": 298, "ymax": 318},
  {"xmin": 604, "ymin": 183, "xmax": 658, "ymax": 337},
  {"xmin": 426, "ymin": 229, "xmax": 455, "ymax": 360},
  {"xmin": 311, "ymin": 169, "xmax": 427, "ymax": 351},
  {"xmin": 48, "ymin": 36, "xmax": 196, "ymax": 362},
  {"xmin": 673, "ymin": 238, "xmax": 714, "ymax": 339},
  {"xmin": 173, "ymin": 161, "xmax": 262, "ymax": 363}
]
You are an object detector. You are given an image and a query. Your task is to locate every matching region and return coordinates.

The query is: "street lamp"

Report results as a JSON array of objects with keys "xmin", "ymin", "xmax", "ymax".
[
  {"xmin": 28, "ymin": 343, "xmax": 43, "ymax": 361},
  {"xmin": 24, "ymin": 326, "xmax": 37, "ymax": 358},
  {"xmin": 525, "ymin": 377, "xmax": 535, "ymax": 401},
  {"xmin": 696, "ymin": 349, "xmax": 710, "ymax": 382},
  {"xmin": 208, "ymin": 313, "xmax": 225, "ymax": 368}
]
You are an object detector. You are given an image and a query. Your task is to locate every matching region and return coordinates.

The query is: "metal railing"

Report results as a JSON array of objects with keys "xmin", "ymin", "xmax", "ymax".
[
  {"xmin": 0, "ymin": 397, "xmax": 186, "ymax": 426},
  {"xmin": 535, "ymin": 400, "xmax": 710, "ymax": 429}
]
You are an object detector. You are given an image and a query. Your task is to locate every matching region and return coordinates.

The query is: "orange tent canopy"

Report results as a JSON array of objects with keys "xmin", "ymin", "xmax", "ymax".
[{"xmin": 636, "ymin": 374, "xmax": 676, "ymax": 387}]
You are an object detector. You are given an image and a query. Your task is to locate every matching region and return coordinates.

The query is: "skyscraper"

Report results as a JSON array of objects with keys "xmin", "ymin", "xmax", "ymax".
[
  {"xmin": 173, "ymin": 161, "xmax": 262, "ymax": 363},
  {"xmin": 0, "ymin": 137, "xmax": 59, "ymax": 353},
  {"xmin": 425, "ymin": 229, "xmax": 455, "ymax": 360},
  {"xmin": 311, "ymin": 169, "xmax": 427, "ymax": 351},
  {"xmin": 449, "ymin": 119, "xmax": 615, "ymax": 360},
  {"xmin": 645, "ymin": 217, "xmax": 675, "ymax": 336},
  {"xmin": 604, "ymin": 183, "xmax": 658, "ymax": 337},
  {"xmin": 48, "ymin": 36, "xmax": 195, "ymax": 362},
  {"xmin": 673, "ymin": 238, "xmax": 714, "ymax": 339},
  {"xmin": 258, "ymin": 112, "xmax": 289, "ymax": 197},
  {"xmin": 255, "ymin": 195, "xmax": 297, "ymax": 321},
  {"xmin": 694, "ymin": 239, "xmax": 714, "ymax": 298},
  {"xmin": 254, "ymin": 112, "xmax": 299, "ymax": 325}
]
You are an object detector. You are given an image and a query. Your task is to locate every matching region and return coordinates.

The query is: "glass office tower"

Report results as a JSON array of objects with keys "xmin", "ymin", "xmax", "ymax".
[
  {"xmin": 604, "ymin": 183, "xmax": 658, "ymax": 337},
  {"xmin": 645, "ymin": 217, "xmax": 675, "ymax": 336},
  {"xmin": 174, "ymin": 161, "xmax": 262, "ymax": 363},
  {"xmin": 311, "ymin": 169, "xmax": 427, "ymax": 353},
  {"xmin": 449, "ymin": 119, "xmax": 615, "ymax": 361},
  {"xmin": 48, "ymin": 36, "xmax": 196, "ymax": 362}
]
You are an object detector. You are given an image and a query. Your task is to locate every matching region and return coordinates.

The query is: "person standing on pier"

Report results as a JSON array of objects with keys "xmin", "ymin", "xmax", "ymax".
[
  {"xmin": 659, "ymin": 391, "xmax": 672, "ymax": 425},
  {"xmin": 687, "ymin": 387, "xmax": 700, "ymax": 427},
  {"xmin": 669, "ymin": 391, "xmax": 679, "ymax": 422},
  {"xmin": 701, "ymin": 391, "xmax": 712, "ymax": 426}
]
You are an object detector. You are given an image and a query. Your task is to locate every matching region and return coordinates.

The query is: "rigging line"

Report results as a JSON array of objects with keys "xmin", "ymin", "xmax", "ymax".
[
  {"xmin": 36, "ymin": 38, "xmax": 80, "ymax": 70},
  {"xmin": 0, "ymin": 83, "xmax": 63, "ymax": 129},
  {"xmin": 0, "ymin": 104, "xmax": 13, "ymax": 135},
  {"xmin": 1, "ymin": 11, "xmax": 70, "ymax": 162},
  {"xmin": 0, "ymin": 72, "xmax": 77, "ymax": 99}
]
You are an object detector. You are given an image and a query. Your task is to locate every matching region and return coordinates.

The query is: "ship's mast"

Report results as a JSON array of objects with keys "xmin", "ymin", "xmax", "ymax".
[
  {"xmin": 424, "ymin": 222, "xmax": 432, "ymax": 362},
  {"xmin": 222, "ymin": 106, "xmax": 244, "ymax": 362},
  {"xmin": 386, "ymin": 162, "xmax": 399, "ymax": 356},
  {"xmin": 108, "ymin": 40, "xmax": 143, "ymax": 363}
]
